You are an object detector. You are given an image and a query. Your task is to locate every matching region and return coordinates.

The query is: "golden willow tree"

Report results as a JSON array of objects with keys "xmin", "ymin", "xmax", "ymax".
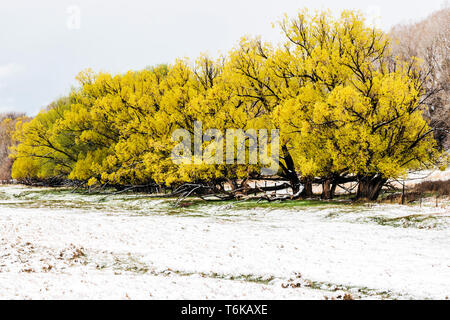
[
  {"xmin": 11, "ymin": 9, "xmax": 444, "ymax": 200},
  {"xmin": 227, "ymin": 10, "xmax": 442, "ymax": 200}
]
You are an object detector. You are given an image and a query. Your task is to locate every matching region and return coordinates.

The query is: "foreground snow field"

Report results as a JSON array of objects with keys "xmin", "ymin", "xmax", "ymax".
[{"xmin": 0, "ymin": 185, "xmax": 449, "ymax": 300}]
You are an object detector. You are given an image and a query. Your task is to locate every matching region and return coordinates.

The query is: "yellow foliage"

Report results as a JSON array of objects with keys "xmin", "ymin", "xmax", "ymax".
[{"xmin": 10, "ymin": 9, "xmax": 442, "ymax": 190}]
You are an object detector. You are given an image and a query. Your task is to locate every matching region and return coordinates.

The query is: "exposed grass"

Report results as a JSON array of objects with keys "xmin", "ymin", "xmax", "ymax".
[
  {"xmin": 234, "ymin": 199, "xmax": 347, "ymax": 208},
  {"xmin": 92, "ymin": 252, "xmax": 275, "ymax": 284},
  {"xmin": 0, "ymin": 185, "xmax": 446, "ymax": 219},
  {"xmin": 362, "ymin": 214, "xmax": 446, "ymax": 229},
  {"xmin": 305, "ymin": 280, "xmax": 399, "ymax": 300},
  {"xmin": 413, "ymin": 179, "xmax": 450, "ymax": 196},
  {"xmin": 173, "ymin": 198, "xmax": 355, "ymax": 213},
  {"xmin": 93, "ymin": 252, "xmax": 400, "ymax": 298}
]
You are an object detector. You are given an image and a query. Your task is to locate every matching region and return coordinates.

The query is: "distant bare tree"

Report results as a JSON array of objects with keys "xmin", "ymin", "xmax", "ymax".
[
  {"xmin": 390, "ymin": 5, "xmax": 450, "ymax": 150},
  {"xmin": 0, "ymin": 112, "xmax": 28, "ymax": 180}
]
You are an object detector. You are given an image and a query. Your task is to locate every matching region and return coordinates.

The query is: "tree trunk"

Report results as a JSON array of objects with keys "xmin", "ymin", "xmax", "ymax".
[
  {"xmin": 331, "ymin": 183, "xmax": 337, "ymax": 199},
  {"xmin": 300, "ymin": 177, "xmax": 313, "ymax": 198},
  {"xmin": 322, "ymin": 179, "xmax": 334, "ymax": 200},
  {"xmin": 289, "ymin": 177, "xmax": 301, "ymax": 194},
  {"xmin": 356, "ymin": 175, "xmax": 387, "ymax": 201},
  {"xmin": 281, "ymin": 145, "xmax": 301, "ymax": 195}
]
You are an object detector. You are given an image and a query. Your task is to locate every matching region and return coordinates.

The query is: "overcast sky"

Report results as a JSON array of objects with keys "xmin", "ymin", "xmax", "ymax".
[{"xmin": 0, "ymin": 0, "xmax": 446, "ymax": 115}]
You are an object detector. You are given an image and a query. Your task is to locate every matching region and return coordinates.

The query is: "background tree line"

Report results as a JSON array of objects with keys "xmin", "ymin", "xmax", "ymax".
[
  {"xmin": 0, "ymin": 113, "xmax": 30, "ymax": 181},
  {"xmin": 3, "ymin": 8, "xmax": 449, "ymax": 200},
  {"xmin": 390, "ymin": 6, "xmax": 449, "ymax": 151}
]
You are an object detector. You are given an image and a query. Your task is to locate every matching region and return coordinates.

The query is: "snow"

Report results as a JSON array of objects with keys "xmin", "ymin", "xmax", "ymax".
[{"xmin": 0, "ymin": 185, "xmax": 449, "ymax": 300}]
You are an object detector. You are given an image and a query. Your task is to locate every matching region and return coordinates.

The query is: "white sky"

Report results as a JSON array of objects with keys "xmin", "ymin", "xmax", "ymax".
[{"xmin": 0, "ymin": 0, "xmax": 447, "ymax": 115}]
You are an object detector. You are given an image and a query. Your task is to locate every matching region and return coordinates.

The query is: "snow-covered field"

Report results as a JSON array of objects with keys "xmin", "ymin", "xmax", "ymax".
[{"xmin": 0, "ymin": 185, "xmax": 449, "ymax": 300}]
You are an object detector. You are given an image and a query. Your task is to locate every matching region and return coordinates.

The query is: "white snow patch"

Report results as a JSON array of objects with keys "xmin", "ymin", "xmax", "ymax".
[{"xmin": 0, "ymin": 186, "xmax": 449, "ymax": 300}]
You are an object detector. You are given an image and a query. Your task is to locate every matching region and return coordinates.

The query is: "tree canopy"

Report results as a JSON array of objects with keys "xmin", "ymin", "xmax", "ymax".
[{"xmin": 10, "ymin": 9, "xmax": 446, "ymax": 200}]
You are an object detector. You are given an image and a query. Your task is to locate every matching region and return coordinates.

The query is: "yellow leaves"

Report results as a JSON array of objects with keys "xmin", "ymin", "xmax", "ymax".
[
  {"xmin": 10, "ymin": 8, "xmax": 442, "ymax": 188},
  {"xmin": 271, "ymin": 10, "xmax": 441, "ymax": 180},
  {"xmin": 11, "ymin": 157, "xmax": 37, "ymax": 180},
  {"xmin": 68, "ymin": 150, "xmax": 105, "ymax": 181},
  {"xmin": 88, "ymin": 177, "xmax": 98, "ymax": 186},
  {"xmin": 75, "ymin": 68, "xmax": 96, "ymax": 85},
  {"xmin": 327, "ymin": 86, "xmax": 370, "ymax": 121}
]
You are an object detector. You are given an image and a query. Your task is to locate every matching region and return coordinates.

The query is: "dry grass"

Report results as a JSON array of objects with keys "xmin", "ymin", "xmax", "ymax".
[
  {"xmin": 413, "ymin": 179, "xmax": 450, "ymax": 196},
  {"xmin": 382, "ymin": 179, "xmax": 450, "ymax": 203}
]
